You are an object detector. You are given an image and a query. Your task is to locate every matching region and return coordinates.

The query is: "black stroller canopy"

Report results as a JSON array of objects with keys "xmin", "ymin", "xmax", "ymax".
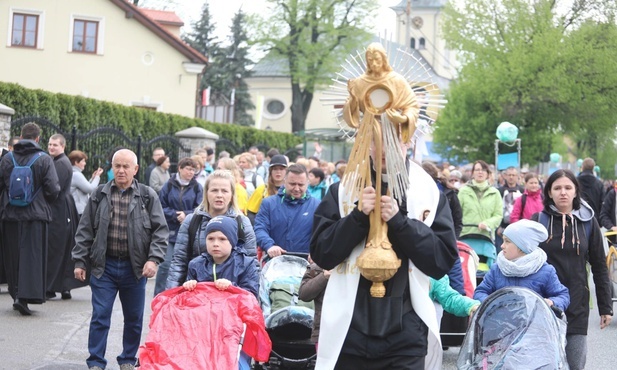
[{"xmin": 457, "ymin": 287, "xmax": 568, "ymax": 370}]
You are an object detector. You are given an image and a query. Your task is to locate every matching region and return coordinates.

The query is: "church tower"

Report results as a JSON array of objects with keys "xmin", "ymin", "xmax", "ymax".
[{"xmin": 390, "ymin": 0, "xmax": 455, "ymax": 81}]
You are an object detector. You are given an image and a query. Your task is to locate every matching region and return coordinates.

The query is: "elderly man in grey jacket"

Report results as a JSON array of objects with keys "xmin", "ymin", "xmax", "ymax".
[{"xmin": 72, "ymin": 149, "xmax": 168, "ymax": 370}]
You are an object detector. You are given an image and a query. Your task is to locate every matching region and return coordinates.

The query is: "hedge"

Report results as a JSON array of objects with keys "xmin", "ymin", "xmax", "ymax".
[{"xmin": 0, "ymin": 82, "xmax": 301, "ymax": 154}]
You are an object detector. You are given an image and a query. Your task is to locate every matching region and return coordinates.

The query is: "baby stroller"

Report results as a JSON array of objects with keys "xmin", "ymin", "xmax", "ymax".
[
  {"xmin": 603, "ymin": 230, "xmax": 617, "ymax": 303},
  {"xmin": 257, "ymin": 254, "xmax": 316, "ymax": 370},
  {"xmin": 460, "ymin": 224, "xmax": 496, "ymax": 284},
  {"xmin": 440, "ymin": 241, "xmax": 479, "ymax": 347},
  {"xmin": 138, "ymin": 283, "xmax": 271, "ymax": 370},
  {"xmin": 457, "ymin": 287, "xmax": 568, "ymax": 370}
]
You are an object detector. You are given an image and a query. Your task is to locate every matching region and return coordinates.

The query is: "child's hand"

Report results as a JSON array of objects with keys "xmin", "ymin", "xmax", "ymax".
[
  {"xmin": 183, "ymin": 280, "xmax": 197, "ymax": 291},
  {"xmin": 544, "ymin": 298, "xmax": 554, "ymax": 307},
  {"xmin": 323, "ymin": 270, "xmax": 332, "ymax": 279},
  {"xmin": 215, "ymin": 278, "xmax": 232, "ymax": 290}
]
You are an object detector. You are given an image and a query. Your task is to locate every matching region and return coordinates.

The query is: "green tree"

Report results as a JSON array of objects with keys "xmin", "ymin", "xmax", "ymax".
[
  {"xmin": 182, "ymin": 3, "xmax": 227, "ymax": 106},
  {"xmin": 434, "ymin": 0, "xmax": 617, "ymax": 167},
  {"xmin": 224, "ymin": 10, "xmax": 255, "ymax": 126},
  {"xmin": 250, "ymin": 0, "xmax": 378, "ymax": 133}
]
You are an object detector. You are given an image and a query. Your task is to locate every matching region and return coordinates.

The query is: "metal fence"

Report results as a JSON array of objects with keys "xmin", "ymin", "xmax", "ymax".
[{"xmin": 11, "ymin": 116, "xmax": 191, "ymax": 183}]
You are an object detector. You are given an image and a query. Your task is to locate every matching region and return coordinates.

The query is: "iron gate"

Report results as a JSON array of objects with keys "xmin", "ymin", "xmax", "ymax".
[{"xmin": 10, "ymin": 116, "xmax": 191, "ymax": 183}]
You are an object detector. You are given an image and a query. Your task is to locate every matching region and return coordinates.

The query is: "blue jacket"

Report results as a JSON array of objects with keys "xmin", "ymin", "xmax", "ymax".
[
  {"xmin": 447, "ymin": 258, "xmax": 466, "ymax": 296},
  {"xmin": 187, "ymin": 248, "xmax": 259, "ymax": 298},
  {"xmin": 308, "ymin": 181, "xmax": 328, "ymax": 201},
  {"xmin": 254, "ymin": 186, "xmax": 320, "ymax": 253},
  {"xmin": 474, "ymin": 261, "xmax": 570, "ymax": 312},
  {"xmin": 166, "ymin": 208, "xmax": 256, "ymax": 289},
  {"xmin": 159, "ymin": 175, "xmax": 203, "ymax": 243}
]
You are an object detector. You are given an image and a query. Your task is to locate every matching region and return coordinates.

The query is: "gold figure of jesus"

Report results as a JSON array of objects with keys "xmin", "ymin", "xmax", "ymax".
[{"xmin": 341, "ymin": 43, "xmax": 419, "ymax": 297}]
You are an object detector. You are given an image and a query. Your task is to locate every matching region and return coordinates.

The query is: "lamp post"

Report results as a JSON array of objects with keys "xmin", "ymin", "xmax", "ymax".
[
  {"xmin": 392, "ymin": 0, "xmax": 412, "ymax": 48},
  {"xmin": 406, "ymin": 0, "xmax": 411, "ymax": 49}
]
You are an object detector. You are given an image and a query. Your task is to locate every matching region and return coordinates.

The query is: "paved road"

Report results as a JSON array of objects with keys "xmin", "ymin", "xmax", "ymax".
[
  {"xmin": 442, "ymin": 275, "xmax": 617, "ymax": 369},
  {"xmin": 0, "ymin": 280, "xmax": 156, "ymax": 370},
  {"xmin": 1, "ymin": 277, "xmax": 616, "ymax": 369}
]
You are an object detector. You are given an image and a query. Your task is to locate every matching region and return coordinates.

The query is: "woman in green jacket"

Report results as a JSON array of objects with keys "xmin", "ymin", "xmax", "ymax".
[
  {"xmin": 458, "ymin": 160, "xmax": 503, "ymax": 238},
  {"xmin": 458, "ymin": 160, "xmax": 503, "ymax": 270}
]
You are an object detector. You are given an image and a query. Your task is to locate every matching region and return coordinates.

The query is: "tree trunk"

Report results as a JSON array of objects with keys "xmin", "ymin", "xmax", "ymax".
[{"xmin": 290, "ymin": 82, "xmax": 313, "ymax": 133}]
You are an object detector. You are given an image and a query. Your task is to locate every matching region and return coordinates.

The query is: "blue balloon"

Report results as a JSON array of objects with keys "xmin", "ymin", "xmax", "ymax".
[{"xmin": 496, "ymin": 122, "xmax": 519, "ymax": 143}]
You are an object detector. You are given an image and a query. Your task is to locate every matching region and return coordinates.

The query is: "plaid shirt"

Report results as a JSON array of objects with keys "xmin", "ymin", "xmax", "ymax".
[{"xmin": 106, "ymin": 181, "xmax": 136, "ymax": 258}]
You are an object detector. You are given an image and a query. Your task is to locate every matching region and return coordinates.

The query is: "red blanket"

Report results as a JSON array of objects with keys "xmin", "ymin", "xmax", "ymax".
[{"xmin": 139, "ymin": 283, "xmax": 272, "ymax": 369}]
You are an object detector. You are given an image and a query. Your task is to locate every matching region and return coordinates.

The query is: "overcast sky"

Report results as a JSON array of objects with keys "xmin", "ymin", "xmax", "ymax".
[{"xmin": 140, "ymin": 0, "xmax": 402, "ymax": 44}]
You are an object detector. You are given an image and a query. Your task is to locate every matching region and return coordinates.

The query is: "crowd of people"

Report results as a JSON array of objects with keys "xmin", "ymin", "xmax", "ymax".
[
  {"xmin": 142, "ymin": 143, "xmax": 611, "ymax": 369},
  {"xmin": 2, "ymin": 106, "xmax": 617, "ymax": 370}
]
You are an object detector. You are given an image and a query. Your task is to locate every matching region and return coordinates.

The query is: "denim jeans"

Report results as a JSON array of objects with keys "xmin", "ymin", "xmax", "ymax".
[
  {"xmin": 153, "ymin": 242, "xmax": 175, "ymax": 296},
  {"xmin": 86, "ymin": 257, "xmax": 146, "ymax": 369}
]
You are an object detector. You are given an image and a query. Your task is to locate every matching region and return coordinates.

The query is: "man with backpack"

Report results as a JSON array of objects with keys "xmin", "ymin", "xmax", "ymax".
[{"xmin": 0, "ymin": 122, "xmax": 60, "ymax": 315}]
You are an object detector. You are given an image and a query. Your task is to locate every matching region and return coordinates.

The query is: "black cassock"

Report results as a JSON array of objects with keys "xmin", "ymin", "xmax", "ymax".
[{"xmin": 47, "ymin": 153, "xmax": 84, "ymax": 293}]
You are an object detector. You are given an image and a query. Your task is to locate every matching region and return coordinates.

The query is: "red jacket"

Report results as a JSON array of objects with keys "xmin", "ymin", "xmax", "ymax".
[{"xmin": 139, "ymin": 283, "xmax": 271, "ymax": 369}]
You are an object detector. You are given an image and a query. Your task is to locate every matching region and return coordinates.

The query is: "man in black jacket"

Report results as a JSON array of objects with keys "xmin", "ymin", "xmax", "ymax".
[
  {"xmin": 144, "ymin": 147, "xmax": 165, "ymax": 186},
  {"xmin": 577, "ymin": 157, "xmax": 605, "ymax": 221},
  {"xmin": 0, "ymin": 122, "xmax": 60, "ymax": 315},
  {"xmin": 496, "ymin": 166, "xmax": 525, "ymax": 248},
  {"xmin": 310, "ymin": 152, "xmax": 458, "ymax": 369}
]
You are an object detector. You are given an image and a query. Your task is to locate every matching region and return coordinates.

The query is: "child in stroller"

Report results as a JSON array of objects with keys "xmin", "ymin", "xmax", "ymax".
[
  {"xmin": 457, "ymin": 286, "xmax": 568, "ymax": 369},
  {"xmin": 138, "ymin": 216, "xmax": 270, "ymax": 369},
  {"xmin": 257, "ymin": 253, "xmax": 317, "ymax": 370},
  {"xmin": 473, "ymin": 219, "xmax": 570, "ymax": 313}
]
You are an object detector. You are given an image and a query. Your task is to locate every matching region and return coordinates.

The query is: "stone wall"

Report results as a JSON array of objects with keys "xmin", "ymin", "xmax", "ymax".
[
  {"xmin": 0, "ymin": 103, "xmax": 15, "ymax": 150},
  {"xmin": 174, "ymin": 126, "xmax": 219, "ymax": 159}
]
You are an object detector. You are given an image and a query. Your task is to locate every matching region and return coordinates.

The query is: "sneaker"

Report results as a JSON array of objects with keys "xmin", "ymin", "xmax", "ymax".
[
  {"xmin": 61, "ymin": 290, "xmax": 72, "ymax": 300},
  {"xmin": 119, "ymin": 364, "xmax": 135, "ymax": 370}
]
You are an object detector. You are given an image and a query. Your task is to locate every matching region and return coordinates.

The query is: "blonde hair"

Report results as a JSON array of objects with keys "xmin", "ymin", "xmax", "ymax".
[
  {"xmin": 295, "ymin": 157, "xmax": 310, "ymax": 169},
  {"xmin": 191, "ymin": 155, "xmax": 204, "ymax": 170},
  {"xmin": 217, "ymin": 157, "xmax": 243, "ymax": 181},
  {"xmin": 237, "ymin": 152, "xmax": 257, "ymax": 168},
  {"xmin": 201, "ymin": 170, "xmax": 240, "ymax": 214}
]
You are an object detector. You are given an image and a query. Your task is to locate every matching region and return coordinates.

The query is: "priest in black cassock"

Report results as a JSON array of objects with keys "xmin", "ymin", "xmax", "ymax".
[{"xmin": 46, "ymin": 134, "xmax": 83, "ymax": 300}]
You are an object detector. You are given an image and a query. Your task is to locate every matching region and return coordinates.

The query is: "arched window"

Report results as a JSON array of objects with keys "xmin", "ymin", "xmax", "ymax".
[
  {"xmin": 419, "ymin": 38, "xmax": 426, "ymax": 49},
  {"xmin": 410, "ymin": 37, "xmax": 416, "ymax": 49}
]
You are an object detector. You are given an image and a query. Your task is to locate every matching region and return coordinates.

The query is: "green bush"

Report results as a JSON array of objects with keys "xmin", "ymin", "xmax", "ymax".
[{"xmin": 0, "ymin": 82, "xmax": 301, "ymax": 155}]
